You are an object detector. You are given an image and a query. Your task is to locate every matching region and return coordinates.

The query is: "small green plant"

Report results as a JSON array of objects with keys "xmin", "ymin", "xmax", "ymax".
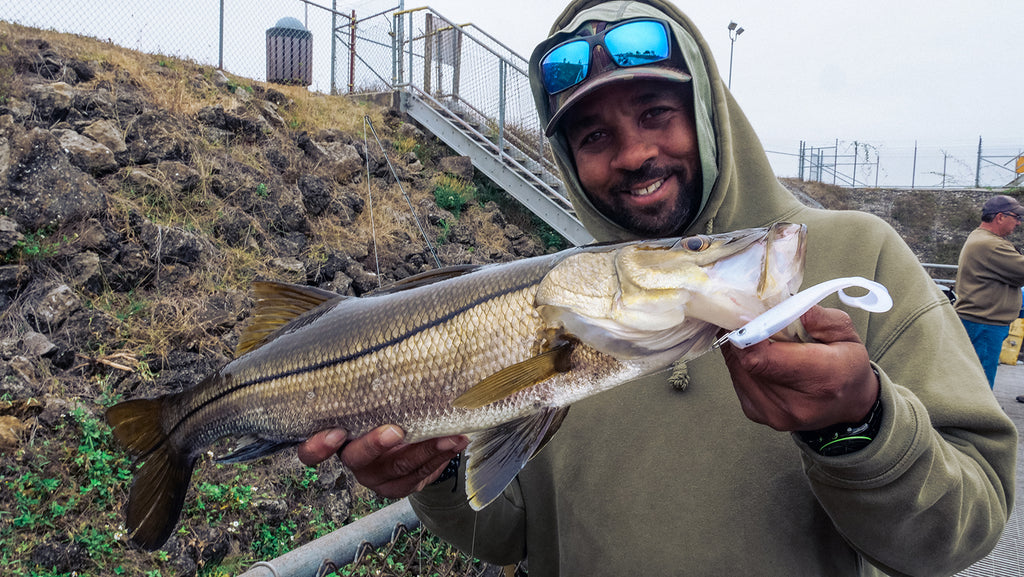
[
  {"xmin": 4, "ymin": 226, "xmax": 60, "ymax": 262},
  {"xmin": 436, "ymin": 218, "xmax": 451, "ymax": 244},
  {"xmin": 432, "ymin": 175, "xmax": 476, "ymax": 218},
  {"xmin": 393, "ymin": 134, "xmax": 417, "ymax": 156},
  {"xmin": 256, "ymin": 182, "xmax": 269, "ymax": 197}
]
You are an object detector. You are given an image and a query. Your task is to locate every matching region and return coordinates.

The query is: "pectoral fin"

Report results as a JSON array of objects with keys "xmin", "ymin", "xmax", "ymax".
[
  {"xmin": 452, "ymin": 343, "xmax": 573, "ymax": 410},
  {"xmin": 465, "ymin": 407, "xmax": 569, "ymax": 510}
]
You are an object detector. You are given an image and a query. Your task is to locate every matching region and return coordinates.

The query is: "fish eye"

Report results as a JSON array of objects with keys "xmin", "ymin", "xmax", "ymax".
[{"xmin": 683, "ymin": 235, "xmax": 710, "ymax": 251}]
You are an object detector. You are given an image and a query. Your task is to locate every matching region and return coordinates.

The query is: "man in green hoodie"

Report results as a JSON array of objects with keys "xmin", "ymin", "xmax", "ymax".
[{"xmin": 299, "ymin": 1, "xmax": 1017, "ymax": 575}]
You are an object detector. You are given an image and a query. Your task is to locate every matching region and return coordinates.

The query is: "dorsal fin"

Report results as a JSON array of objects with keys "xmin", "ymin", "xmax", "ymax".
[
  {"xmin": 371, "ymin": 264, "xmax": 481, "ymax": 295},
  {"xmin": 237, "ymin": 281, "xmax": 344, "ymax": 355}
]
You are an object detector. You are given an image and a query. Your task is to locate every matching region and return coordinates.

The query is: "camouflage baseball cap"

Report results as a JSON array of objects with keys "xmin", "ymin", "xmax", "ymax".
[{"xmin": 542, "ymin": 19, "xmax": 692, "ymax": 137}]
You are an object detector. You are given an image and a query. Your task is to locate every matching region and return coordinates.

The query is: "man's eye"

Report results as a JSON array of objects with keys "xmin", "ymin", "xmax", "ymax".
[
  {"xmin": 642, "ymin": 107, "xmax": 672, "ymax": 122},
  {"xmin": 576, "ymin": 130, "xmax": 606, "ymax": 147}
]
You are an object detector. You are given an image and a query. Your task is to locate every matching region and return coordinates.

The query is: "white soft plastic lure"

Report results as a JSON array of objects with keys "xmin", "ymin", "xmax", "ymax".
[{"xmin": 717, "ymin": 277, "xmax": 893, "ymax": 349}]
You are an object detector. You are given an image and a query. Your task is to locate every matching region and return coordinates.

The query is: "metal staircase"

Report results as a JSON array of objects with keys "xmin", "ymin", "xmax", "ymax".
[{"xmin": 386, "ymin": 8, "xmax": 593, "ymax": 246}]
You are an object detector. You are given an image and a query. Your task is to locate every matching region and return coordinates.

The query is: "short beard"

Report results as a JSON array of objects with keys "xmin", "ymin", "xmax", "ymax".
[{"xmin": 593, "ymin": 165, "xmax": 703, "ymax": 238}]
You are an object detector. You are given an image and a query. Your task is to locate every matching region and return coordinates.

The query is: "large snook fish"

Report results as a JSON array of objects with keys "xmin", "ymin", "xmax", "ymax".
[{"xmin": 107, "ymin": 222, "xmax": 806, "ymax": 550}]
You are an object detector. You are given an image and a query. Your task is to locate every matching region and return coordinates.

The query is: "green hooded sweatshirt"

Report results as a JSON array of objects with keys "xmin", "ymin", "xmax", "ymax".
[{"xmin": 411, "ymin": 2, "xmax": 1018, "ymax": 575}]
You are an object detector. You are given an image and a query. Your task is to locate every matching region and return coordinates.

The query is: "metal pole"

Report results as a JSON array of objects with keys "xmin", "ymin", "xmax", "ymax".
[
  {"xmin": 798, "ymin": 141, "xmax": 805, "ymax": 181},
  {"xmin": 728, "ymin": 36, "xmax": 735, "ymax": 89},
  {"xmin": 330, "ymin": 0, "xmax": 337, "ymax": 94},
  {"xmin": 498, "ymin": 60, "xmax": 506, "ymax": 153},
  {"xmin": 424, "ymin": 13, "xmax": 433, "ymax": 94},
  {"xmin": 349, "ymin": 10, "xmax": 356, "ymax": 93},
  {"xmin": 976, "ymin": 135, "xmax": 982, "ymax": 188},
  {"xmin": 833, "ymin": 138, "xmax": 838, "ymax": 185},
  {"xmin": 238, "ymin": 499, "xmax": 420, "ymax": 577},
  {"xmin": 852, "ymin": 141, "xmax": 859, "ymax": 187},
  {"xmin": 218, "ymin": 0, "xmax": 224, "ymax": 69},
  {"xmin": 912, "ymin": 140, "xmax": 917, "ymax": 189}
]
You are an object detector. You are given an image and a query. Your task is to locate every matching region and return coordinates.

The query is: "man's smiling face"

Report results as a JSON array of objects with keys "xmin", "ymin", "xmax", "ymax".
[{"xmin": 563, "ymin": 79, "xmax": 702, "ymax": 238}]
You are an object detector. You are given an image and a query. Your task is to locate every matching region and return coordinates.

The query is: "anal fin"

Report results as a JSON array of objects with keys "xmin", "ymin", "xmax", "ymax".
[{"xmin": 465, "ymin": 406, "xmax": 569, "ymax": 510}]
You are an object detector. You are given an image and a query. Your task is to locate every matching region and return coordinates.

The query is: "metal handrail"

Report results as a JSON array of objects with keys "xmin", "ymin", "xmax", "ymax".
[{"xmin": 406, "ymin": 85, "xmax": 574, "ymax": 213}]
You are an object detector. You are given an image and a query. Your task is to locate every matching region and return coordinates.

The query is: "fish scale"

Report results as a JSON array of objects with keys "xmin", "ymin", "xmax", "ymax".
[{"xmin": 107, "ymin": 222, "xmax": 807, "ymax": 550}]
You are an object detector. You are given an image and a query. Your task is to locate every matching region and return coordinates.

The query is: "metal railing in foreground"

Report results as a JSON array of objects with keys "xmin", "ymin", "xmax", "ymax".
[{"xmin": 238, "ymin": 498, "xmax": 419, "ymax": 577}]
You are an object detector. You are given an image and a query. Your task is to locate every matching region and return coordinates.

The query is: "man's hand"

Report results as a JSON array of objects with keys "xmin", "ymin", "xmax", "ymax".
[
  {"xmin": 719, "ymin": 305, "xmax": 880, "ymax": 432},
  {"xmin": 297, "ymin": 426, "xmax": 469, "ymax": 499}
]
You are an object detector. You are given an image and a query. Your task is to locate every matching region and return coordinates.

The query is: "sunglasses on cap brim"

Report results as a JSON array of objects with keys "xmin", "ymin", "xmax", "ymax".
[{"xmin": 540, "ymin": 18, "xmax": 672, "ymax": 95}]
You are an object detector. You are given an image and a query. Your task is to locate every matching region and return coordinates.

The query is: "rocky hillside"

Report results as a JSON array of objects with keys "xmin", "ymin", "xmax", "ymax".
[
  {"xmin": 782, "ymin": 178, "xmax": 1024, "ymax": 273},
  {"xmin": 0, "ymin": 21, "xmax": 550, "ymax": 577}
]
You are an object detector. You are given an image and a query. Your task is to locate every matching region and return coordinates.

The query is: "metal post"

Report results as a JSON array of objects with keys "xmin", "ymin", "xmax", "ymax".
[
  {"xmin": 330, "ymin": 0, "xmax": 337, "ymax": 94},
  {"xmin": 218, "ymin": 0, "xmax": 224, "ymax": 69},
  {"xmin": 406, "ymin": 12, "xmax": 413, "ymax": 89},
  {"xmin": 833, "ymin": 138, "xmax": 838, "ymax": 185},
  {"xmin": 942, "ymin": 153, "xmax": 948, "ymax": 188},
  {"xmin": 498, "ymin": 60, "xmax": 506, "ymax": 153},
  {"xmin": 798, "ymin": 140, "xmax": 805, "ymax": 181},
  {"xmin": 423, "ymin": 13, "xmax": 433, "ymax": 94},
  {"xmin": 349, "ymin": 10, "xmax": 356, "ymax": 93},
  {"xmin": 852, "ymin": 141, "xmax": 859, "ymax": 187},
  {"xmin": 975, "ymin": 135, "xmax": 982, "ymax": 188},
  {"xmin": 452, "ymin": 26, "xmax": 462, "ymax": 100},
  {"xmin": 911, "ymin": 140, "xmax": 917, "ymax": 189}
]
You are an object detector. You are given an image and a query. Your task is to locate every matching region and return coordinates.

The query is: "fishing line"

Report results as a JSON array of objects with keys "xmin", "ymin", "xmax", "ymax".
[
  {"xmin": 362, "ymin": 117, "xmax": 381, "ymax": 286},
  {"xmin": 363, "ymin": 115, "xmax": 443, "ymax": 269}
]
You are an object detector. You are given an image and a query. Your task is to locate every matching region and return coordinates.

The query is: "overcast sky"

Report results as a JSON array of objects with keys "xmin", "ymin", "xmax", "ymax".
[{"xmin": 423, "ymin": 0, "xmax": 1024, "ymax": 184}]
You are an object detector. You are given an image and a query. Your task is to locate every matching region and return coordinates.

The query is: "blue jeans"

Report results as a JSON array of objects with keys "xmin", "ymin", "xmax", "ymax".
[{"xmin": 960, "ymin": 319, "xmax": 1010, "ymax": 389}]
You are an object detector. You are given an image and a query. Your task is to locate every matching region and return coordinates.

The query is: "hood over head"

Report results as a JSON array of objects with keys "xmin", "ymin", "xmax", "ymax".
[{"xmin": 529, "ymin": 0, "xmax": 805, "ymax": 242}]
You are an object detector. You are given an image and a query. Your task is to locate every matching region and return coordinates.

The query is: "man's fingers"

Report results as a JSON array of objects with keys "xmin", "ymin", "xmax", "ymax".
[
  {"xmin": 297, "ymin": 428, "xmax": 349, "ymax": 466},
  {"xmin": 799, "ymin": 306, "xmax": 863, "ymax": 344},
  {"xmin": 341, "ymin": 425, "xmax": 406, "ymax": 470}
]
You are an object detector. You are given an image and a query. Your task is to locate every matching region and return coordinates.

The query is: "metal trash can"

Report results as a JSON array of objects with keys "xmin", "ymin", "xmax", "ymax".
[{"xmin": 266, "ymin": 17, "xmax": 312, "ymax": 86}]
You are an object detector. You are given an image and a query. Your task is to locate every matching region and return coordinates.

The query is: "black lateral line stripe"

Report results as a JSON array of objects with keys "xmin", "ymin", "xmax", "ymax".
[{"xmin": 165, "ymin": 275, "xmax": 541, "ymax": 445}]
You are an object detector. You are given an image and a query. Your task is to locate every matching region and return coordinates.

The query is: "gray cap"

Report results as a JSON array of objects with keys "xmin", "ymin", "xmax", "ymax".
[{"xmin": 982, "ymin": 195, "xmax": 1024, "ymax": 217}]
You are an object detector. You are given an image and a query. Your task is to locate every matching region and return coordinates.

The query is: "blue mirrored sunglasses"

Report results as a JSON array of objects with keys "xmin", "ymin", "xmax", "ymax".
[{"xmin": 540, "ymin": 19, "xmax": 672, "ymax": 95}]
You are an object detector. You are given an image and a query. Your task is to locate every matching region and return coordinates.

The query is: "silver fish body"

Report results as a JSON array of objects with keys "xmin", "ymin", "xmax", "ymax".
[{"xmin": 107, "ymin": 222, "xmax": 807, "ymax": 550}]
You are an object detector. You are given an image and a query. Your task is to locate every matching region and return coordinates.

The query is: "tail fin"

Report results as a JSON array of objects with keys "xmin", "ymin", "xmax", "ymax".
[{"xmin": 106, "ymin": 399, "xmax": 196, "ymax": 550}]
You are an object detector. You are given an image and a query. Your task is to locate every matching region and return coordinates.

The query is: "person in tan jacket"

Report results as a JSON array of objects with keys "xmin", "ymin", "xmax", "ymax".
[
  {"xmin": 298, "ymin": 1, "xmax": 1018, "ymax": 574},
  {"xmin": 954, "ymin": 194, "xmax": 1024, "ymax": 390}
]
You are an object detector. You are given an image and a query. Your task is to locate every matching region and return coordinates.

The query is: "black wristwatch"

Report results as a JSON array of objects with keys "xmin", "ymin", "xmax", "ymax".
[
  {"xmin": 797, "ymin": 394, "xmax": 884, "ymax": 457},
  {"xmin": 430, "ymin": 453, "xmax": 461, "ymax": 485}
]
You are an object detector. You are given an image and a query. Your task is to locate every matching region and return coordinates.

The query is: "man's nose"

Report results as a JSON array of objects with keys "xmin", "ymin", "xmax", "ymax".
[{"xmin": 611, "ymin": 130, "xmax": 657, "ymax": 171}]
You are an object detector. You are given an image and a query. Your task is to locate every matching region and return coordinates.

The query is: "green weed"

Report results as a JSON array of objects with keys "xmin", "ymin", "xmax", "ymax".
[{"xmin": 433, "ymin": 176, "xmax": 476, "ymax": 218}]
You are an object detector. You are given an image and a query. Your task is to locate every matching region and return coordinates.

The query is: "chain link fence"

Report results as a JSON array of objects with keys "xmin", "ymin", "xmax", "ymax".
[
  {"xmin": 1, "ymin": 0, "xmax": 401, "ymax": 95},
  {"xmin": 1, "ymin": 0, "xmax": 556, "ymax": 173},
  {"xmin": 391, "ymin": 7, "xmax": 553, "ymax": 174},
  {"xmin": 774, "ymin": 138, "xmax": 1024, "ymax": 189}
]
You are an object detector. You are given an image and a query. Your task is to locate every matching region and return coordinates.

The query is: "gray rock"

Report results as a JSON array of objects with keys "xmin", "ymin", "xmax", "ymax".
[
  {"xmin": 82, "ymin": 119, "xmax": 127, "ymax": 154},
  {"xmin": 52, "ymin": 128, "xmax": 118, "ymax": 175}
]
